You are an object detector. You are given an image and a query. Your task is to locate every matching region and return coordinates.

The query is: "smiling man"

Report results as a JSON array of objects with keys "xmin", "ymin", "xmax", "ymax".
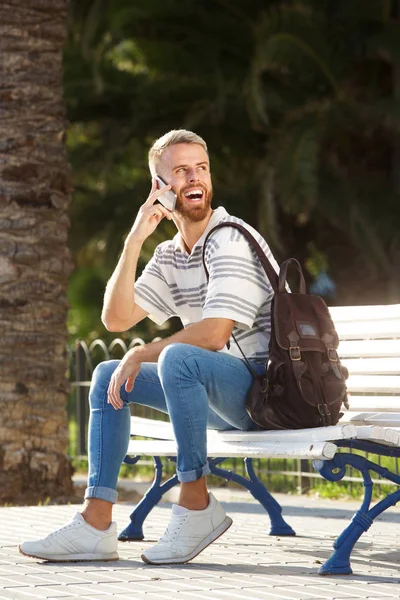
[{"xmin": 19, "ymin": 130, "xmax": 279, "ymax": 565}]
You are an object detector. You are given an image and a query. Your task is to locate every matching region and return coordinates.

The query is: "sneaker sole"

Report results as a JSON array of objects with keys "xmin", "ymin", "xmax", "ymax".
[
  {"xmin": 18, "ymin": 546, "xmax": 119, "ymax": 562},
  {"xmin": 141, "ymin": 515, "xmax": 233, "ymax": 565}
]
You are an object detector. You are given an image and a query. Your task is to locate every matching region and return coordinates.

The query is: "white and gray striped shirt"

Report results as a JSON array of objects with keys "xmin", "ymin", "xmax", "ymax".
[{"xmin": 134, "ymin": 207, "xmax": 279, "ymax": 363}]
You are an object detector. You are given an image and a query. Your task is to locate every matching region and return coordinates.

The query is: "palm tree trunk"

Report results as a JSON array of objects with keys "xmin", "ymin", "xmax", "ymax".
[
  {"xmin": 0, "ymin": 0, "xmax": 73, "ymax": 503},
  {"xmin": 390, "ymin": 0, "xmax": 400, "ymax": 302}
]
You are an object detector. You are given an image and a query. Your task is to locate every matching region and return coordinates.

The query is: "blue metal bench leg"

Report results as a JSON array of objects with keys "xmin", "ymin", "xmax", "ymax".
[
  {"xmin": 314, "ymin": 450, "xmax": 400, "ymax": 575},
  {"xmin": 119, "ymin": 455, "xmax": 295, "ymax": 541},
  {"xmin": 209, "ymin": 457, "xmax": 296, "ymax": 536},
  {"xmin": 118, "ymin": 456, "xmax": 178, "ymax": 542}
]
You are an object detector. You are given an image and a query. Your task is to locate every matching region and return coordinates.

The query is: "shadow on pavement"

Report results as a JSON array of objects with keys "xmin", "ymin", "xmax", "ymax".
[
  {"xmin": 32, "ymin": 557, "xmax": 400, "ymax": 584},
  {"xmin": 210, "ymin": 500, "xmax": 400, "ymax": 523}
]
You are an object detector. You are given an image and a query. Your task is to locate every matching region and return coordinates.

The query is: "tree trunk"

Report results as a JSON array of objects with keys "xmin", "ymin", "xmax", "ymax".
[
  {"xmin": 390, "ymin": 0, "xmax": 400, "ymax": 302},
  {"xmin": 0, "ymin": 0, "xmax": 73, "ymax": 503}
]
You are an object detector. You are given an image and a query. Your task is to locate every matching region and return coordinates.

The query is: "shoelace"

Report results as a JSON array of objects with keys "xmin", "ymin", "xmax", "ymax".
[
  {"xmin": 47, "ymin": 520, "xmax": 76, "ymax": 539},
  {"xmin": 158, "ymin": 514, "xmax": 188, "ymax": 543}
]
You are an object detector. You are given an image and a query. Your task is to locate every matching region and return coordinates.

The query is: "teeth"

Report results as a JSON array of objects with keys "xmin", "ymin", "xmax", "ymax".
[{"xmin": 184, "ymin": 189, "xmax": 203, "ymax": 198}]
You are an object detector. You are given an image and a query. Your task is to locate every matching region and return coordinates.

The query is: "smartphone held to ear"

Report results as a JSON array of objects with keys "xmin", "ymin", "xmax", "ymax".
[{"xmin": 155, "ymin": 176, "xmax": 177, "ymax": 212}]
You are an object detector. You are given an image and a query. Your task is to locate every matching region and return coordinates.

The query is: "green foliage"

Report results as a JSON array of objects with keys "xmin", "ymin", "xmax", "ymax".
[
  {"xmin": 305, "ymin": 243, "xmax": 328, "ymax": 278},
  {"xmin": 64, "ymin": 0, "xmax": 400, "ymax": 339}
]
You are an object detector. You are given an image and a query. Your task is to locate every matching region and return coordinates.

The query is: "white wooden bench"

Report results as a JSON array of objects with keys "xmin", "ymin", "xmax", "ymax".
[{"xmin": 119, "ymin": 303, "xmax": 400, "ymax": 576}]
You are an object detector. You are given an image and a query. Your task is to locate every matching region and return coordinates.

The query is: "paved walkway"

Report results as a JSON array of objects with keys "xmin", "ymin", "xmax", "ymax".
[{"xmin": 1, "ymin": 491, "xmax": 400, "ymax": 600}]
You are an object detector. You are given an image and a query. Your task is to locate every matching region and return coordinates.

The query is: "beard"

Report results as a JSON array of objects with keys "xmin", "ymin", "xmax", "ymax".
[{"xmin": 174, "ymin": 186, "xmax": 213, "ymax": 223}]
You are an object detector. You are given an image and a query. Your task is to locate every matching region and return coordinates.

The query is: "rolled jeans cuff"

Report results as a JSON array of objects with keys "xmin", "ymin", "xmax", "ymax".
[
  {"xmin": 177, "ymin": 461, "xmax": 211, "ymax": 483},
  {"xmin": 85, "ymin": 485, "xmax": 118, "ymax": 504}
]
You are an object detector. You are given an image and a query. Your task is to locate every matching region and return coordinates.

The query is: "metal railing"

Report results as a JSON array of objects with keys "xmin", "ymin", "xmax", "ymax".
[
  {"xmin": 68, "ymin": 338, "xmax": 400, "ymax": 495},
  {"xmin": 69, "ymin": 337, "xmax": 165, "ymax": 456}
]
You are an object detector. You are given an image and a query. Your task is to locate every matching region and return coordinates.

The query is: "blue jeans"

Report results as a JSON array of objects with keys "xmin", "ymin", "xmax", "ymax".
[{"xmin": 85, "ymin": 343, "xmax": 265, "ymax": 503}]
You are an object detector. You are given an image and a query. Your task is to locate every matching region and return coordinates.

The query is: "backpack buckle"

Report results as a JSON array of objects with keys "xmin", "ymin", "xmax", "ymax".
[
  {"xmin": 318, "ymin": 404, "xmax": 331, "ymax": 417},
  {"xmin": 289, "ymin": 346, "xmax": 301, "ymax": 361},
  {"xmin": 328, "ymin": 348, "xmax": 338, "ymax": 362}
]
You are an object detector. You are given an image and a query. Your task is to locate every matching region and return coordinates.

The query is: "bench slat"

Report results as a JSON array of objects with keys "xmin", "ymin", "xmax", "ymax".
[
  {"xmin": 127, "ymin": 439, "xmax": 338, "ymax": 460},
  {"xmin": 341, "ymin": 357, "xmax": 400, "ymax": 375},
  {"xmin": 131, "ymin": 415, "xmax": 400, "ymax": 443},
  {"xmin": 335, "ymin": 320, "xmax": 400, "ymax": 340},
  {"xmin": 353, "ymin": 425, "xmax": 400, "ymax": 447},
  {"xmin": 346, "ymin": 396, "xmax": 400, "ymax": 412},
  {"xmin": 341, "ymin": 412, "xmax": 400, "ymax": 428},
  {"xmin": 346, "ymin": 375, "xmax": 400, "ymax": 393},
  {"xmin": 216, "ymin": 424, "xmax": 356, "ymax": 443},
  {"xmin": 338, "ymin": 339, "xmax": 400, "ymax": 359},
  {"xmin": 330, "ymin": 304, "xmax": 400, "ymax": 322},
  {"xmin": 130, "ymin": 419, "xmax": 358, "ymax": 444},
  {"xmin": 130, "ymin": 417, "xmax": 174, "ymax": 440}
]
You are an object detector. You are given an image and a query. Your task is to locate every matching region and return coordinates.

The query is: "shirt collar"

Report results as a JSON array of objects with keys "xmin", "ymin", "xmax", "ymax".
[{"xmin": 172, "ymin": 206, "xmax": 229, "ymax": 253}]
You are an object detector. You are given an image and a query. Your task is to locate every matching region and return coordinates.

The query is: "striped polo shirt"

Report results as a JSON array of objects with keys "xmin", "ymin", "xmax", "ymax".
[{"xmin": 134, "ymin": 207, "xmax": 279, "ymax": 363}]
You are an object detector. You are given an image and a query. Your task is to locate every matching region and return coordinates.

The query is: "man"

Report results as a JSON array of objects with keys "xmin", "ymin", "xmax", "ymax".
[{"xmin": 19, "ymin": 129, "xmax": 279, "ymax": 565}]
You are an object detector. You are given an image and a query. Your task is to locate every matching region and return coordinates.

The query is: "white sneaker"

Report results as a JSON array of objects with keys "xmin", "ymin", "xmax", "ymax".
[
  {"xmin": 141, "ymin": 492, "xmax": 232, "ymax": 565},
  {"xmin": 18, "ymin": 512, "xmax": 119, "ymax": 562}
]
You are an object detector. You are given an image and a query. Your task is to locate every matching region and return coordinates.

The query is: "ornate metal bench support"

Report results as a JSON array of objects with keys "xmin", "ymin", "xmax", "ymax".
[
  {"xmin": 118, "ymin": 455, "xmax": 178, "ymax": 542},
  {"xmin": 209, "ymin": 457, "xmax": 296, "ymax": 536},
  {"xmin": 314, "ymin": 447, "xmax": 400, "ymax": 576},
  {"xmin": 119, "ymin": 455, "xmax": 295, "ymax": 541}
]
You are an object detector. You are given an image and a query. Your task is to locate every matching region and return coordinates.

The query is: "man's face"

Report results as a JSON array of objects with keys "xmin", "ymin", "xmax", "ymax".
[{"xmin": 158, "ymin": 143, "xmax": 213, "ymax": 222}]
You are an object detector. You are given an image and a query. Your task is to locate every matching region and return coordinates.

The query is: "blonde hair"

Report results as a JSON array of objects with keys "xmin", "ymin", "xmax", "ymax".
[{"xmin": 148, "ymin": 129, "xmax": 208, "ymax": 176}]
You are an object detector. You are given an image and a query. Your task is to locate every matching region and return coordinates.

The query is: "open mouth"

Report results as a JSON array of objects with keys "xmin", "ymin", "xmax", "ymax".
[{"xmin": 183, "ymin": 188, "xmax": 204, "ymax": 202}]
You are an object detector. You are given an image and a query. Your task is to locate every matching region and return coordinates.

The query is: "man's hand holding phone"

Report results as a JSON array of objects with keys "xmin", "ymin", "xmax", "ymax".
[
  {"xmin": 127, "ymin": 178, "xmax": 175, "ymax": 244},
  {"xmin": 154, "ymin": 175, "xmax": 177, "ymax": 212}
]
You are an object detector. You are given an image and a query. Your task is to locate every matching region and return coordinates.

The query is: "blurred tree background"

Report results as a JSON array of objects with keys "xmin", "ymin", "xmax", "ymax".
[{"xmin": 64, "ymin": 0, "xmax": 400, "ymax": 343}]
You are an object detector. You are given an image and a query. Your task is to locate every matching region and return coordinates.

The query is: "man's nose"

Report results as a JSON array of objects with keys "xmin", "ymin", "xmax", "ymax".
[{"xmin": 187, "ymin": 169, "xmax": 199, "ymax": 182}]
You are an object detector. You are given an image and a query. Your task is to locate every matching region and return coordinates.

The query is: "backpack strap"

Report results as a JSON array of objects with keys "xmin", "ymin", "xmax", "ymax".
[
  {"xmin": 202, "ymin": 221, "xmax": 278, "ymax": 378},
  {"xmin": 202, "ymin": 221, "xmax": 279, "ymax": 293}
]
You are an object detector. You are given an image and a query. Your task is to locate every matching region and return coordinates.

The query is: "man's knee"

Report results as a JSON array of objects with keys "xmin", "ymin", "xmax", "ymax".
[
  {"xmin": 89, "ymin": 360, "xmax": 120, "ymax": 407},
  {"xmin": 158, "ymin": 343, "xmax": 200, "ymax": 381}
]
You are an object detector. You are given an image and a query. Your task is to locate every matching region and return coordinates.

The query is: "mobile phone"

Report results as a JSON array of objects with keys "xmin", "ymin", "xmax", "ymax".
[{"xmin": 155, "ymin": 176, "xmax": 177, "ymax": 212}]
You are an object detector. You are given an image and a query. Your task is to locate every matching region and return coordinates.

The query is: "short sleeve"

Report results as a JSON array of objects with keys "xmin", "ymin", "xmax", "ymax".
[
  {"xmin": 134, "ymin": 251, "xmax": 176, "ymax": 326},
  {"xmin": 202, "ymin": 234, "xmax": 274, "ymax": 330}
]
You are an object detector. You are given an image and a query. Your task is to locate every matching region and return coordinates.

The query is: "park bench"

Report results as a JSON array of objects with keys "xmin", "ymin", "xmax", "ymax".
[{"xmin": 118, "ymin": 303, "xmax": 400, "ymax": 576}]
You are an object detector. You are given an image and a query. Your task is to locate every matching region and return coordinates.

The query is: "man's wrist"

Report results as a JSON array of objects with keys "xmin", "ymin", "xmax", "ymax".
[
  {"xmin": 124, "ymin": 231, "xmax": 145, "ymax": 250},
  {"xmin": 132, "ymin": 339, "xmax": 166, "ymax": 364},
  {"xmin": 130, "ymin": 344, "xmax": 148, "ymax": 363}
]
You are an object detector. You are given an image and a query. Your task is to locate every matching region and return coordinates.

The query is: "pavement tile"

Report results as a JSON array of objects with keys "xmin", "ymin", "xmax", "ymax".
[
  {"xmin": 49, "ymin": 585, "xmax": 109, "ymax": 597},
  {"xmin": 143, "ymin": 595, "xmax": 194, "ymax": 600},
  {"xmin": 1, "ymin": 494, "xmax": 399, "ymax": 600},
  {"xmin": 2, "ymin": 575, "xmax": 67, "ymax": 587},
  {"xmin": 178, "ymin": 589, "xmax": 295, "ymax": 600},
  {"xmin": 245, "ymin": 587, "xmax": 335, "ymax": 599},
  {"xmin": 0, "ymin": 590, "xmax": 68, "ymax": 599},
  {"xmin": 0, "ymin": 592, "xmax": 36, "ymax": 600},
  {"xmin": 361, "ymin": 583, "xmax": 400, "ymax": 597}
]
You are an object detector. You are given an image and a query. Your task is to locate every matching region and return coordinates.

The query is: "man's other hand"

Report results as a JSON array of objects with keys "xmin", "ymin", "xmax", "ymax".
[{"xmin": 107, "ymin": 349, "xmax": 141, "ymax": 410}]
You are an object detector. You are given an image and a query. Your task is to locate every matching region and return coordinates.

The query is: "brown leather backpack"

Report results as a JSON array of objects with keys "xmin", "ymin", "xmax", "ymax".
[{"xmin": 203, "ymin": 222, "xmax": 349, "ymax": 430}]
